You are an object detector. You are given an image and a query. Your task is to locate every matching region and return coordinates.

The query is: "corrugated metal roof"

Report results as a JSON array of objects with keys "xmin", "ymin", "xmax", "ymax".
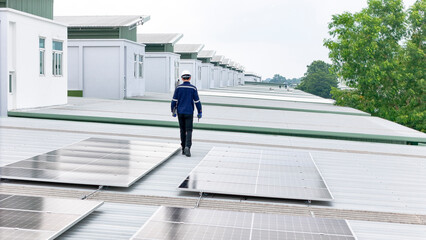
[
  {"xmin": 137, "ymin": 33, "xmax": 183, "ymax": 44},
  {"xmin": 131, "ymin": 92, "xmax": 367, "ymax": 115},
  {"xmin": 211, "ymin": 55, "xmax": 225, "ymax": 63},
  {"xmin": 9, "ymin": 95, "xmax": 425, "ymax": 143},
  {"xmin": 222, "ymin": 58, "xmax": 231, "ymax": 65},
  {"xmin": 54, "ymin": 15, "xmax": 150, "ymax": 27},
  {"xmin": 1, "ymin": 117, "xmax": 426, "ymax": 238},
  {"xmin": 197, "ymin": 50, "xmax": 216, "ymax": 59},
  {"xmin": 174, "ymin": 44, "xmax": 204, "ymax": 53},
  {"xmin": 1, "ymin": 85, "xmax": 426, "ymax": 239}
]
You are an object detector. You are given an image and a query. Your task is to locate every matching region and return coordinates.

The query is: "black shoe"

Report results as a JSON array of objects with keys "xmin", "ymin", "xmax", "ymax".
[{"xmin": 184, "ymin": 147, "xmax": 191, "ymax": 157}]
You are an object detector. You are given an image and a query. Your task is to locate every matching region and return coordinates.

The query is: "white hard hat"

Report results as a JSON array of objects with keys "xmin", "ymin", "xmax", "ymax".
[{"xmin": 181, "ymin": 70, "xmax": 191, "ymax": 77}]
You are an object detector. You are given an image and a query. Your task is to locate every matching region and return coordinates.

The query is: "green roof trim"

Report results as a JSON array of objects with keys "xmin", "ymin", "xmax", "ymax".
[
  {"xmin": 8, "ymin": 111, "xmax": 425, "ymax": 145},
  {"xmin": 1, "ymin": 0, "xmax": 53, "ymax": 19},
  {"xmin": 68, "ymin": 26, "xmax": 137, "ymax": 41},
  {"xmin": 145, "ymin": 44, "xmax": 174, "ymax": 52},
  {"xmin": 199, "ymin": 58, "xmax": 211, "ymax": 63},
  {"xmin": 179, "ymin": 53, "xmax": 198, "ymax": 59},
  {"xmin": 125, "ymin": 97, "xmax": 371, "ymax": 117},
  {"xmin": 68, "ymin": 90, "xmax": 83, "ymax": 97}
]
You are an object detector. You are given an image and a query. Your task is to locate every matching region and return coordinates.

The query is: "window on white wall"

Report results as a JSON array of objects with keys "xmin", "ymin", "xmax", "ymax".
[
  {"xmin": 138, "ymin": 55, "xmax": 144, "ymax": 78},
  {"xmin": 9, "ymin": 74, "xmax": 12, "ymax": 93},
  {"xmin": 39, "ymin": 38, "xmax": 45, "ymax": 75},
  {"xmin": 174, "ymin": 61, "xmax": 180, "ymax": 80},
  {"xmin": 134, "ymin": 54, "xmax": 138, "ymax": 78},
  {"xmin": 52, "ymin": 41, "xmax": 63, "ymax": 76}
]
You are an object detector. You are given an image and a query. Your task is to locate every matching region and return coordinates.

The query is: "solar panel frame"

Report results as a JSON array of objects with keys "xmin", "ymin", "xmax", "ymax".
[
  {"xmin": 131, "ymin": 206, "xmax": 358, "ymax": 240},
  {"xmin": 0, "ymin": 138, "xmax": 180, "ymax": 187},
  {"xmin": 178, "ymin": 147, "xmax": 334, "ymax": 201},
  {"xmin": 0, "ymin": 195, "xmax": 103, "ymax": 240}
]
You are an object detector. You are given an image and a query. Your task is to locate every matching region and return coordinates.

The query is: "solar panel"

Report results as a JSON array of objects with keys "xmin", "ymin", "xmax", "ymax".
[
  {"xmin": 0, "ymin": 194, "xmax": 102, "ymax": 239},
  {"xmin": 0, "ymin": 137, "xmax": 180, "ymax": 187},
  {"xmin": 131, "ymin": 207, "xmax": 357, "ymax": 240},
  {"xmin": 178, "ymin": 147, "xmax": 333, "ymax": 201}
]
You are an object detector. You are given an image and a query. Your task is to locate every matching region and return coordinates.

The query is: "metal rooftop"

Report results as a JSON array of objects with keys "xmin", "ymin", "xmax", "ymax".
[
  {"xmin": 1, "ymin": 115, "xmax": 425, "ymax": 239},
  {"xmin": 197, "ymin": 50, "xmax": 216, "ymax": 59},
  {"xmin": 54, "ymin": 15, "xmax": 150, "ymax": 27},
  {"xmin": 211, "ymin": 55, "xmax": 225, "ymax": 63},
  {"xmin": 222, "ymin": 58, "xmax": 231, "ymax": 65},
  {"xmin": 1, "ymin": 85, "xmax": 425, "ymax": 239},
  {"xmin": 245, "ymin": 72, "xmax": 261, "ymax": 78},
  {"xmin": 137, "ymin": 33, "xmax": 183, "ymax": 44},
  {"xmin": 174, "ymin": 44, "xmax": 205, "ymax": 53}
]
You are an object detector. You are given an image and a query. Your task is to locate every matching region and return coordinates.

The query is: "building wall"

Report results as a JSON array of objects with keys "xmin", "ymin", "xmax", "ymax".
[
  {"xmin": 67, "ymin": 39, "xmax": 145, "ymax": 99},
  {"xmin": 238, "ymin": 72, "xmax": 244, "ymax": 85},
  {"xmin": 119, "ymin": 26, "xmax": 136, "ymax": 42},
  {"xmin": 227, "ymin": 69, "xmax": 233, "ymax": 86},
  {"xmin": 180, "ymin": 59, "xmax": 202, "ymax": 90},
  {"xmin": 220, "ymin": 68, "xmax": 228, "ymax": 87},
  {"xmin": 234, "ymin": 71, "xmax": 239, "ymax": 85},
  {"xmin": 1, "ymin": 0, "xmax": 54, "ymax": 19},
  {"xmin": 212, "ymin": 66, "xmax": 222, "ymax": 88},
  {"xmin": 0, "ymin": 9, "xmax": 67, "ymax": 113},
  {"xmin": 244, "ymin": 75, "xmax": 260, "ymax": 83},
  {"xmin": 201, "ymin": 63, "xmax": 213, "ymax": 90},
  {"xmin": 145, "ymin": 52, "xmax": 180, "ymax": 93}
]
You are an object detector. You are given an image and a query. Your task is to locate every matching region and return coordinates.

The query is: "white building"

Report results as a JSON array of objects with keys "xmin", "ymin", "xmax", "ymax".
[
  {"xmin": 244, "ymin": 72, "xmax": 262, "ymax": 83},
  {"xmin": 197, "ymin": 50, "xmax": 216, "ymax": 90},
  {"xmin": 137, "ymin": 33, "xmax": 183, "ymax": 93},
  {"xmin": 67, "ymin": 39, "xmax": 146, "ymax": 99},
  {"xmin": 219, "ymin": 58, "xmax": 231, "ymax": 87},
  {"xmin": 229, "ymin": 61, "xmax": 239, "ymax": 87},
  {"xmin": 55, "ymin": 15, "xmax": 150, "ymax": 99},
  {"xmin": 210, "ymin": 55, "xmax": 225, "ymax": 88},
  {"xmin": 0, "ymin": 8, "xmax": 68, "ymax": 116},
  {"xmin": 236, "ymin": 64, "xmax": 245, "ymax": 85},
  {"xmin": 174, "ymin": 44, "xmax": 204, "ymax": 89}
]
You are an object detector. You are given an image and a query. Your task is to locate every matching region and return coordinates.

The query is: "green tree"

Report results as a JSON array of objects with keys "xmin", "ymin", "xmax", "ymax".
[
  {"xmin": 270, "ymin": 74, "xmax": 286, "ymax": 83},
  {"xmin": 296, "ymin": 60, "xmax": 338, "ymax": 98},
  {"xmin": 324, "ymin": 0, "xmax": 425, "ymax": 132}
]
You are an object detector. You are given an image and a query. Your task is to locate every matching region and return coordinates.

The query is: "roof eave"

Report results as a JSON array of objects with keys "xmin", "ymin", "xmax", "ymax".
[
  {"xmin": 128, "ymin": 15, "xmax": 150, "ymax": 30},
  {"xmin": 170, "ymin": 34, "xmax": 184, "ymax": 45}
]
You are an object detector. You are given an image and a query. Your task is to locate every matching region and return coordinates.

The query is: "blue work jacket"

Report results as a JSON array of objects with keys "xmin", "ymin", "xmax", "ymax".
[{"xmin": 171, "ymin": 82, "xmax": 202, "ymax": 115}]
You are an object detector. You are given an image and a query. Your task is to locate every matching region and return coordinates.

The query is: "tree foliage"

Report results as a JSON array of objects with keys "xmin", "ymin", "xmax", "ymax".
[
  {"xmin": 324, "ymin": 0, "xmax": 425, "ymax": 132},
  {"xmin": 296, "ymin": 60, "xmax": 338, "ymax": 98},
  {"xmin": 270, "ymin": 74, "xmax": 287, "ymax": 83}
]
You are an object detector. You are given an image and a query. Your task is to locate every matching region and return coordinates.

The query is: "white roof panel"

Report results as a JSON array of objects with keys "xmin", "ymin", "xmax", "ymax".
[
  {"xmin": 211, "ymin": 55, "xmax": 225, "ymax": 62},
  {"xmin": 198, "ymin": 50, "xmax": 216, "ymax": 59},
  {"xmin": 137, "ymin": 33, "xmax": 183, "ymax": 44},
  {"xmin": 54, "ymin": 15, "xmax": 150, "ymax": 27},
  {"xmin": 174, "ymin": 44, "xmax": 204, "ymax": 53}
]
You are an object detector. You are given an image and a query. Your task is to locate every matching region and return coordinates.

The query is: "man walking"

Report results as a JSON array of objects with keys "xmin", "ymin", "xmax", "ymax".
[{"xmin": 171, "ymin": 70, "xmax": 202, "ymax": 157}]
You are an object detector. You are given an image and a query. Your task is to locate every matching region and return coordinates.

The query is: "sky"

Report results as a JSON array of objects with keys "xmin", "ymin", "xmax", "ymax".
[{"xmin": 55, "ymin": 0, "xmax": 417, "ymax": 79}]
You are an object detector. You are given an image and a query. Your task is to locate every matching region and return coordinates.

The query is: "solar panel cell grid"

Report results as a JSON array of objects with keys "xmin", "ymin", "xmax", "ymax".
[
  {"xmin": 0, "ymin": 195, "xmax": 102, "ymax": 240},
  {"xmin": 131, "ymin": 207, "xmax": 357, "ymax": 240},
  {"xmin": 0, "ymin": 209, "xmax": 81, "ymax": 231},
  {"xmin": 0, "ymin": 228, "xmax": 56, "ymax": 240},
  {"xmin": 0, "ymin": 195, "xmax": 101, "ymax": 215},
  {"xmin": 178, "ymin": 147, "xmax": 333, "ymax": 201},
  {"xmin": 0, "ymin": 138, "xmax": 180, "ymax": 187}
]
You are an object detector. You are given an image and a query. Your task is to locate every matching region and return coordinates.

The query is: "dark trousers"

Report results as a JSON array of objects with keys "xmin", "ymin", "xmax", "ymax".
[{"xmin": 178, "ymin": 114, "xmax": 193, "ymax": 148}]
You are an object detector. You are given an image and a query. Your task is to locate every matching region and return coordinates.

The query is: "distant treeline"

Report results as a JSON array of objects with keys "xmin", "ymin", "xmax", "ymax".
[{"xmin": 263, "ymin": 75, "xmax": 301, "ymax": 85}]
